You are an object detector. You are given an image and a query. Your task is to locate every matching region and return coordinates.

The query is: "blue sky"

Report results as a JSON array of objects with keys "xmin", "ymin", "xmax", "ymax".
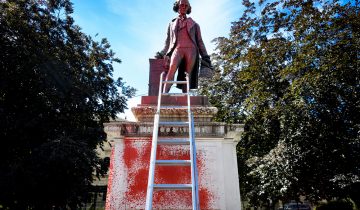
[{"xmin": 71, "ymin": 0, "xmax": 244, "ymax": 121}]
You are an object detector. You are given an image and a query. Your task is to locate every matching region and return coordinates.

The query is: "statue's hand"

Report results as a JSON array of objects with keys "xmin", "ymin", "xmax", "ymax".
[
  {"xmin": 201, "ymin": 56, "xmax": 212, "ymax": 69},
  {"xmin": 163, "ymin": 56, "xmax": 170, "ymax": 70},
  {"xmin": 155, "ymin": 51, "xmax": 164, "ymax": 59}
]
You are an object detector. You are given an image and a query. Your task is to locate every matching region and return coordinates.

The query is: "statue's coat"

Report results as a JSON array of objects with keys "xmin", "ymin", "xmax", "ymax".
[{"xmin": 162, "ymin": 17, "xmax": 208, "ymax": 89}]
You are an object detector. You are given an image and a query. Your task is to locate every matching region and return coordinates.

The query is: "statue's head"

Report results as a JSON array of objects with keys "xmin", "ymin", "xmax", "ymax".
[{"xmin": 173, "ymin": 0, "xmax": 192, "ymax": 15}]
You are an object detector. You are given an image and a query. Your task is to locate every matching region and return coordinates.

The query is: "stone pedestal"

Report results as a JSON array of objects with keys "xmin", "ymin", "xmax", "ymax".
[
  {"xmin": 105, "ymin": 58, "xmax": 243, "ymax": 209},
  {"xmin": 105, "ymin": 97, "xmax": 243, "ymax": 210}
]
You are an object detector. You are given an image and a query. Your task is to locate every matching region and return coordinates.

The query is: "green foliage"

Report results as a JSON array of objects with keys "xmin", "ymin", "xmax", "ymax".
[
  {"xmin": 200, "ymin": 0, "xmax": 359, "ymax": 206},
  {"xmin": 0, "ymin": 0, "xmax": 135, "ymax": 208},
  {"xmin": 316, "ymin": 198, "xmax": 356, "ymax": 210}
]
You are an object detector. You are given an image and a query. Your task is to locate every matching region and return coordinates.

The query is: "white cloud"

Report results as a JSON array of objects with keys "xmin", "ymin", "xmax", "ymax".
[
  {"xmin": 118, "ymin": 97, "xmax": 141, "ymax": 121},
  {"xmin": 191, "ymin": 0, "xmax": 243, "ymax": 52}
]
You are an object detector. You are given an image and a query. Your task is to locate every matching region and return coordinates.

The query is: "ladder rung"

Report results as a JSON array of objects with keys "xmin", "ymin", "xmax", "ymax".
[
  {"xmin": 161, "ymin": 93, "xmax": 188, "ymax": 96},
  {"xmin": 155, "ymin": 160, "xmax": 191, "ymax": 166},
  {"xmin": 158, "ymin": 139, "xmax": 190, "ymax": 145},
  {"xmin": 154, "ymin": 184, "xmax": 192, "ymax": 191},
  {"xmin": 162, "ymin": 80, "xmax": 187, "ymax": 84},
  {"xmin": 160, "ymin": 105, "xmax": 188, "ymax": 109},
  {"xmin": 159, "ymin": 121, "xmax": 188, "ymax": 126}
]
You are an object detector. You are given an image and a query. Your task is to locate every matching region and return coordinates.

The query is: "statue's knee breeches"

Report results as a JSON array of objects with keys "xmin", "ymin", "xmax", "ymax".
[{"xmin": 170, "ymin": 47, "xmax": 197, "ymax": 73}]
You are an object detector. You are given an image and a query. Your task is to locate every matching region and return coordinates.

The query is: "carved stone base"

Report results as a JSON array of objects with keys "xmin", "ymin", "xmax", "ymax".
[
  {"xmin": 131, "ymin": 105, "xmax": 218, "ymax": 122},
  {"xmin": 133, "ymin": 95, "xmax": 216, "ymax": 122},
  {"xmin": 106, "ymin": 95, "xmax": 243, "ymax": 209}
]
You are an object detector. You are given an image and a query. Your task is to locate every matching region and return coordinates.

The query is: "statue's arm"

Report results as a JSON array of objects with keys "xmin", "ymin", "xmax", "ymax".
[
  {"xmin": 161, "ymin": 23, "xmax": 171, "ymax": 56},
  {"xmin": 195, "ymin": 24, "xmax": 209, "ymax": 58},
  {"xmin": 195, "ymin": 24, "xmax": 212, "ymax": 67}
]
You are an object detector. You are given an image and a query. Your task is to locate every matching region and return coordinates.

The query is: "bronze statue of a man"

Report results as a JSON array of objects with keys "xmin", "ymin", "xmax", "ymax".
[{"xmin": 161, "ymin": 0, "xmax": 211, "ymax": 93}]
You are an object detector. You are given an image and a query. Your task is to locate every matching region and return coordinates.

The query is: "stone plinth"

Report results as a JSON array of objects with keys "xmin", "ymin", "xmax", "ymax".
[
  {"xmin": 104, "ymin": 120, "xmax": 243, "ymax": 210},
  {"xmin": 105, "ymin": 94, "xmax": 243, "ymax": 209}
]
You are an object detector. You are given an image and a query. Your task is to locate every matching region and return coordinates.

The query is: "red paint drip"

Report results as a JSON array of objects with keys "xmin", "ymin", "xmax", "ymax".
[
  {"xmin": 197, "ymin": 154, "xmax": 212, "ymax": 209},
  {"xmin": 122, "ymin": 139, "xmax": 138, "ymax": 169},
  {"xmin": 199, "ymin": 187, "xmax": 212, "ymax": 209}
]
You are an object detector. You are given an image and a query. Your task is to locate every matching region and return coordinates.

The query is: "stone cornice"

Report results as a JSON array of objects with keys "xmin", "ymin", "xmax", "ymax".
[
  {"xmin": 131, "ymin": 106, "xmax": 218, "ymax": 122},
  {"xmin": 104, "ymin": 121, "xmax": 244, "ymax": 139}
]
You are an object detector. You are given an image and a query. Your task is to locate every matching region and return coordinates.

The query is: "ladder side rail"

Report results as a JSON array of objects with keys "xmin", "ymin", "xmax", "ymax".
[
  {"xmin": 145, "ymin": 71, "xmax": 166, "ymax": 210},
  {"xmin": 185, "ymin": 73, "xmax": 192, "ymax": 123},
  {"xmin": 185, "ymin": 73, "xmax": 199, "ymax": 210},
  {"xmin": 158, "ymin": 71, "xmax": 166, "ymax": 111},
  {"xmin": 191, "ymin": 114, "xmax": 200, "ymax": 209}
]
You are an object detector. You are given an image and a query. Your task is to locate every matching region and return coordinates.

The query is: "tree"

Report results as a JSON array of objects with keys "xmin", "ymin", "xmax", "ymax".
[
  {"xmin": 200, "ymin": 0, "xmax": 359, "ymax": 206},
  {"xmin": 0, "ymin": 0, "xmax": 135, "ymax": 208}
]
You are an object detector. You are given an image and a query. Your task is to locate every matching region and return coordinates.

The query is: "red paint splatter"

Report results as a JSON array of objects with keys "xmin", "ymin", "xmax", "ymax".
[
  {"xmin": 105, "ymin": 147, "xmax": 115, "ymax": 210},
  {"xmin": 197, "ymin": 154, "xmax": 212, "ymax": 210},
  {"xmin": 122, "ymin": 139, "xmax": 138, "ymax": 169},
  {"xmin": 199, "ymin": 187, "xmax": 212, "ymax": 209},
  {"xmin": 116, "ymin": 137, "xmax": 214, "ymax": 209}
]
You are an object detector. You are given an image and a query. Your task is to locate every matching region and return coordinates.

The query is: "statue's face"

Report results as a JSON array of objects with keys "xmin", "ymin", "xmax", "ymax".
[{"xmin": 178, "ymin": 2, "xmax": 189, "ymax": 15}]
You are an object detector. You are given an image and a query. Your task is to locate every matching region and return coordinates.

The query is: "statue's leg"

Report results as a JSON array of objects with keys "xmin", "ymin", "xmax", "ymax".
[
  {"xmin": 164, "ymin": 48, "xmax": 183, "ymax": 93},
  {"xmin": 182, "ymin": 48, "xmax": 197, "ymax": 93}
]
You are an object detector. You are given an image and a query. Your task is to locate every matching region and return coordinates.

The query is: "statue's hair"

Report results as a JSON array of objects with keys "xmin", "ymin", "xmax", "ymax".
[{"xmin": 173, "ymin": 1, "xmax": 192, "ymax": 14}]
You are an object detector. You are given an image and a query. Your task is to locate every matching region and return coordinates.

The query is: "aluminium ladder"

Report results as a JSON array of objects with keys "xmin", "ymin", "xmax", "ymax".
[{"xmin": 145, "ymin": 72, "xmax": 200, "ymax": 210}]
